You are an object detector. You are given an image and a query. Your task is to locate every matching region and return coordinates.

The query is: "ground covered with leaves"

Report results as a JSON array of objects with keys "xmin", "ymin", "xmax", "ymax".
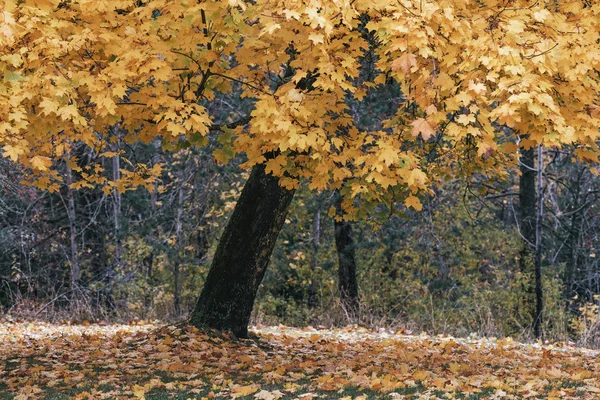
[{"xmin": 1, "ymin": 322, "xmax": 600, "ymax": 399}]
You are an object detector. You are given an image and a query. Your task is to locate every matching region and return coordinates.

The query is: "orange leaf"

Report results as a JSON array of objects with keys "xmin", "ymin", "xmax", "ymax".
[
  {"xmin": 391, "ymin": 52, "xmax": 417, "ymax": 75},
  {"xmin": 411, "ymin": 118, "xmax": 436, "ymax": 140}
]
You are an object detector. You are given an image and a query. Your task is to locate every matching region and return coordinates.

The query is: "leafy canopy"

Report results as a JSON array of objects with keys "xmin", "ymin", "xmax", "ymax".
[{"xmin": 1, "ymin": 0, "xmax": 599, "ymax": 211}]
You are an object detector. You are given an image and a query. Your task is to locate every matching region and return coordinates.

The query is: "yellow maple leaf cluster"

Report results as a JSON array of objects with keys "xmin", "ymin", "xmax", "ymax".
[{"xmin": 0, "ymin": 0, "xmax": 598, "ymax": 209}]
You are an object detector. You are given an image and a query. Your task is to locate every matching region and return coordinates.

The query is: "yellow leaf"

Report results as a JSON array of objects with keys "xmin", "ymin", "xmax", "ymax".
[
  {"xmin": 265, "ymin": 155, "xmax": 286, "ymax": 176},
  {"xmin": 533, "ymin": 9, "xmax": 550, "ymax": 22},
  {"xmin": 308, "ymin": 33, "xmax": 324, "ymax": 45},
  {"xmin": 412, "ymin": 369, "xmax": 428, "ymax": 381},
  {"xmin": 3, "ymin": 144, "xmax": 24, "ymax": 161},
  {"xmin": 30, "ymin": 156, "xmax": 51, "ymax": 171},
  {"xmin": 506, "ymin": 20, "xmax": 525, "ymax": 34},
  {"xmin": 404, "ymin": 195, "xmax": 422, "ymax": 211},
  {"xmin": 232, "ymin": 384, "xmax": 260, "ymax": 398},
  {"xmin": 260, "ymin": 23, "xmax": 280, "ymax": 36},
  {"xmin": 282, "ymin": 9, "xmax": 301, "ymax": 20},
  {"xmin": 132, "ymin": 385, "xmax": 146, "ymax": 399},
  {"xmin": 166, "ymin": 122, "xmax": 186, "ymax": 136},
  {"xmin": 96, "ymin": 95, "xmax": 117, "ymax": 115},
  {"xmin": 354, "ymin": 88, "xmax": 367, "ymax": 101},
  {"xmin": 39, "ymin": 98, "xmax": 60, "ymax": 116},
  {"xmin": 1, "ymin": 53, "xmax": 22, "ymax": 67},
  {"xmin": 408, "ymin": 168, "xmax": 427, "ymax": 187}
]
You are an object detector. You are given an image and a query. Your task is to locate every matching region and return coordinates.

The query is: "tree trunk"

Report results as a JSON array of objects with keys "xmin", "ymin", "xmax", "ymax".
[
  {"xmin": 533, "ymin": 145, "xmax": 544, "ymax": 339},
  {"xmin": 563, "ymin": 171, "xmax": 582, "ymax": 311},
  {"xmin": 189, "ymin": 162, "xmax": 295, "ymax": 338},
  {"xmin": 518, "ymin": 145, "xmax": 536, "ymax": 329},
  {"xmin": 173, "ymin": 174, "xmax": 185, "ymax": 316},
  {"xmin": 145, "ymin": 138, "xmax": 161, "ymax": 314},
  {"xmin": 334, "ymin": 192, "xmax": 359, "ymax": 318},
  {"xmin": 103, "ymin": 138, "xmax": 122, "ymax": 309},
  {"xmin": 308, "ymin": 204, "xmax": 320, "ymax": 309},
  {"xmin": 111, "ymin": 142, "xmax": 122, "ymax": 274},
  {"xmin": 65, "ymin": 152, "xmax": 80, "ymax": 290}
]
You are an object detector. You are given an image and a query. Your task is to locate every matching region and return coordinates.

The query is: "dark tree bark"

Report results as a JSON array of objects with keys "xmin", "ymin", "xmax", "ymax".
[
  {"xmin": 563, "ymin": 169, "xmax": 583, "ymax": 310},
  {"xmin": 173, "ymin": 175, "xmax": 185, "ymax": 316},
  {"xmin": 519, "ymin": 146, "xmax": 536, "ymax": 328},
  {"xmin": 533, "ymin": 145, "xmax": 544, "ymax": 339},
  {"xmin": 110, "ymin": 137, "xmax": 122, "ymax": 291},
  {"xmin": 308, "ymin": 205, "xmax": 320, "ymax": 309},
  {"xmin": 334, "ymin": 192, "xmax": 359, "ymax": 318},
  {"xmin": 64, "ymin": 152, "xmax": 80, "ymax": 290},
  {"xmin": 189, "ymin": 162, "xmax": 295, "ymax": 338}
]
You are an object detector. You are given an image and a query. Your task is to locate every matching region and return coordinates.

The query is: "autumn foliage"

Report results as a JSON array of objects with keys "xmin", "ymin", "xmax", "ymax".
[{"xmin": 1, "ymin": 0, "xmax": 599, "ymax": 210}]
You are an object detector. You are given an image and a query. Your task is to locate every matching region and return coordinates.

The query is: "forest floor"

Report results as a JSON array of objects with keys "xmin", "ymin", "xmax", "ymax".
[{"xmin": 0, "ymin": 322, "xmax": 599, "ymax": 399}]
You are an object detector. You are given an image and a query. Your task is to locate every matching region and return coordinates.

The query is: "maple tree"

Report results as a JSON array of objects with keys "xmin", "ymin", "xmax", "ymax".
[{"xmin": 1, "ymin": 0, "xmax": 600, "ymax": 336}]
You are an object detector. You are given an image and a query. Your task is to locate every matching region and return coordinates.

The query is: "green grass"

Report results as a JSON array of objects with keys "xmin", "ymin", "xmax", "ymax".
[{"xmin": 0, "ymin": 382, "xmax": 13, "ymax": 400}]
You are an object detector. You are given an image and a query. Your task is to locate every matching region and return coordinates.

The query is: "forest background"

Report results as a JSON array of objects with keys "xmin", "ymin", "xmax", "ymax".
[{"xmin": 2, "ymin": 91, "xmax": 600, "ymax": 345}]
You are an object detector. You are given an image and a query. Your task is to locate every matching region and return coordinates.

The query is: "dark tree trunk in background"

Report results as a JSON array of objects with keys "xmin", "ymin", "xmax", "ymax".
[
  {"xmin": 110, "ymin": 138, "xmax": 122, "ymax": 295},
  {"xmin": 145, "ymin": 138, "xmax": 161, "ymax": 315},
  {"xmin": 308, "ymin": 205, "xmax": 320, "ymax": 309},
  {"xmin": 334, "ymin": 192, "xmax": 359, "ymax": 318},
  {"xmin": 173, "ymin": 176, "xmax": 185, "ymax": 316},
  {"xmin": 563, "ymin": 171, "xmax": 583, "ymax": 311},
  {"xmin": 189, "ymin": 163, "xmax": 295, "ymax": 338},
  {"xmin": 519, "ymin": 146, "xmax": 536, "ymax": 330},
  {"xmin": 533, "ymin": 145, "xmax": 544, "ymax": 339},
  {"xmin": 65, "ymin": 153, "xmax": 80, "ymax": 291}
]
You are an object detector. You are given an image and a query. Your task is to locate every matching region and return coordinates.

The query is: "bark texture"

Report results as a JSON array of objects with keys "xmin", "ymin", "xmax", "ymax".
[
  {"xmin": 189, "ymin": 163, "xmax": 295, "ymax": 338},
  {"xmin": 518, "ymin": 146, "xmax": 536, "ymax": 327},
  {"xmin": 111, "ymin": 140, "xmax": 122, "ymax": 276},
  {"xmin": 563, "ymin": 170, "xmax": 583, "ymax": 310},
  {"xmin": 65, "ymin": 154, "xmax": 80, "ymax": 290},
  {"xmin": 334, "ymin": 193, "xmax": 359, "ymax": 318},
  {"xmin": 308, "ymin": 206, "xmax": 320, "ymax": 309},
  {"xmin": 173, "ymin": 177, "xmax": 185, "ymax": 316},
  {"xmin": 534, "ymin": 145, "xmax": 544, "ymax": 339}
]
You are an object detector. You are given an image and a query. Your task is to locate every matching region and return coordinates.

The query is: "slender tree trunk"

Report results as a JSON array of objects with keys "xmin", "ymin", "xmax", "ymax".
[
  {"xmin": 564, "ymin": 209, "xmax": 581, "ymax": 302},
  {"xmin": 150, "ymin": 139, "xmax": 161, "ymax": 209},
  {"xmin": 534, "ymin": 145, "xmax": 544, "ymax": 339},
  {"xmin": 106, "ymin": 138, "xmax": 122, "ymax": 308},
  {"xmin": 308, "ymin": 205, "xmax": 320, "ymax": 309},
  {"xmin": 334, "ymin": 192, "xmax": 359, "ymax": 318},
  {"xmin": 173, "ymin": 176, "xmax": 185, "ymax": 316},
  {"xmin": 189, "ymin": 162, "xmax": 295, "ymax": 338},
  {"xmin": 145, "ymin": 138, "xmax": 161, "ymax": 314},
  {"xmin": 563, "ymin": 173, "xmax": 582, "ymax": 311},
  {"xmin": 143, "ymin": 251, "xmax": 153, "ymax": 315},
  {"xmin": 195, "ymin": 204, "xmax": 210, "ymax": 263},
  {"xmin": 112, "ymin": 145, "xmax": 122, "ymax": 272},
  {"xmin": 519, "ymin": 146, "xmax": 536, "ymax": 329},
  {"xmin": 65, "ymin": 153, "xmax": 80, "ymax": 290}
]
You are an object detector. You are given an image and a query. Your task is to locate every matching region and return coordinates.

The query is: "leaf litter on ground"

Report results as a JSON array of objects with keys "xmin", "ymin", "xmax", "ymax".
[{"xmin": 1, "ymin": 321, "xmax": 599, "ymax": 399}]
